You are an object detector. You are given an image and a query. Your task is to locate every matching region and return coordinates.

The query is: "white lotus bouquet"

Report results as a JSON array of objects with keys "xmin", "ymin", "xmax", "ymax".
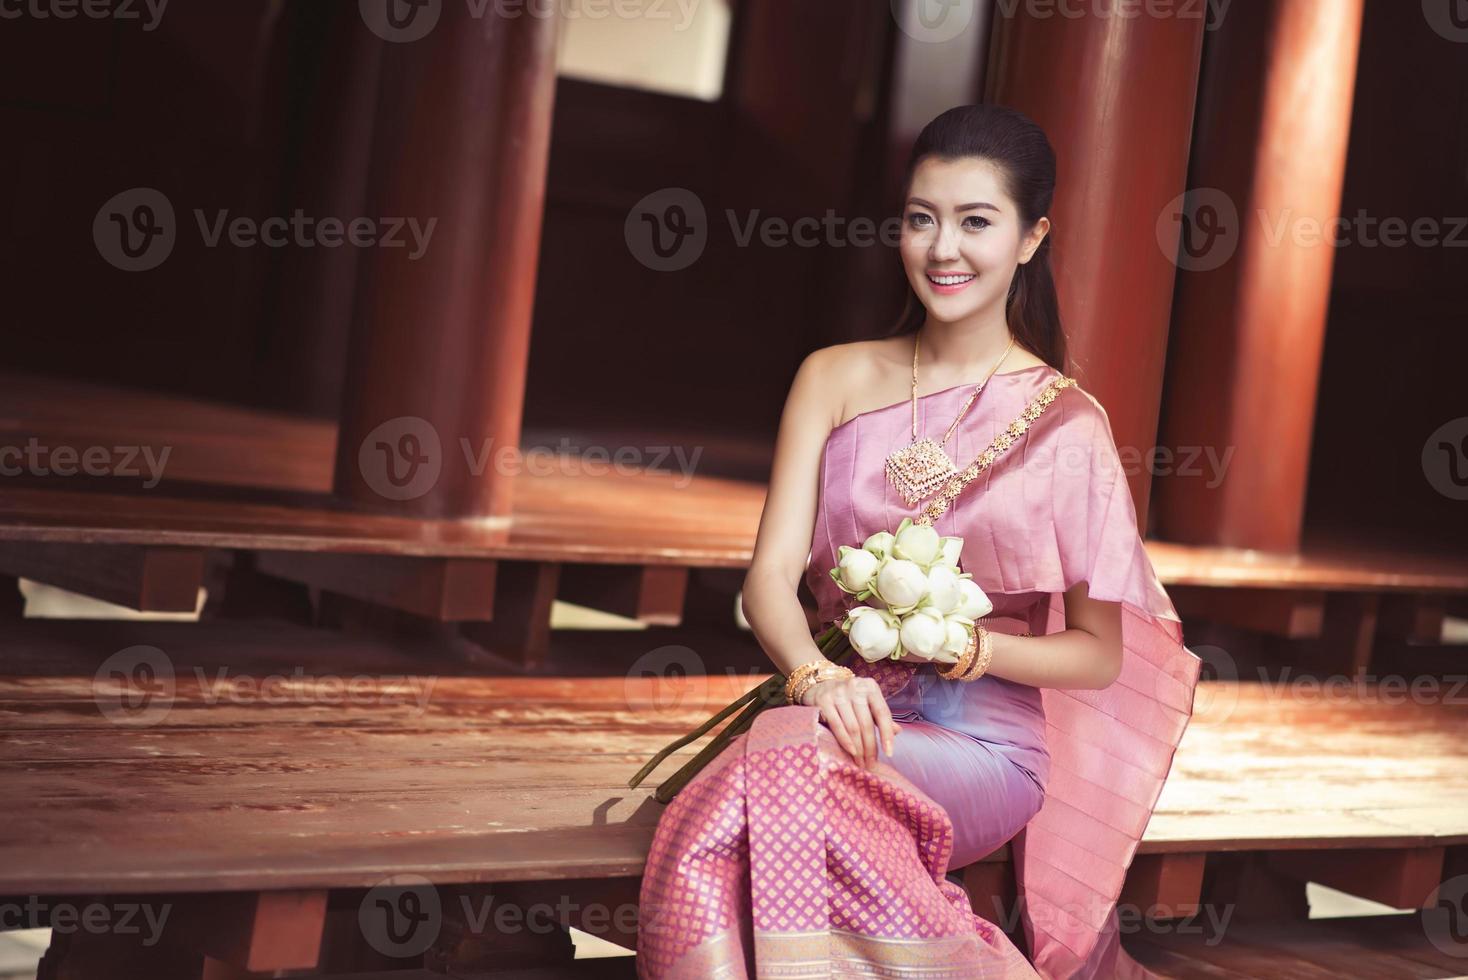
[
  {"xmin": 829, "ymin": 516, "xmax": 993, "ymax": 664},
  {"xmin": 630, "ymin": 516, "xmax": 993, "ymax": 803}
]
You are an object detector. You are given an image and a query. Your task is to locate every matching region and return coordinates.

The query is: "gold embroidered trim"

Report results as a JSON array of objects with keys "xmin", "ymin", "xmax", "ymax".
[{"xmin": 913, "ymin": 376, "xmax": 1078, "ymax": 527}]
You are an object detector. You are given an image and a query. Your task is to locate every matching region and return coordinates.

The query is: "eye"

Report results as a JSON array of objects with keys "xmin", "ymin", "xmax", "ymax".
[
  {"xmin": 963, "ymin": 215, "xmax": 991, "ymax": 230},
  {"xmin": 906, "ymin": 211, "xmax": 933, "ymax": 229}
]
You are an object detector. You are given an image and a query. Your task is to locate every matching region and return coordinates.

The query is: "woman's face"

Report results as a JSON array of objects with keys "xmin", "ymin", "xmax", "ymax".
[{"xmin": 899, "ymin": 156, "xmax": 1049, "ymax": 323}]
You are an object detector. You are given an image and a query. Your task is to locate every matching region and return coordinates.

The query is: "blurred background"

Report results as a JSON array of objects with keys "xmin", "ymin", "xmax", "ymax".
[{"xmin": 2, "ymin": 1, "xmax": 1467, "ymax": 977}]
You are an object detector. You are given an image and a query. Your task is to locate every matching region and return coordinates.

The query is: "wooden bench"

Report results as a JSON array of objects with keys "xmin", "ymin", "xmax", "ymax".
[
  {"xmin": 3, "ymin": 617, "xmax": 1466, "ymax": 976},
  {"xmin": 1122, "ymin": 912, "xmax": 1468, "ymax": 978},
  {"xmin": 5, "ymin": 370, "xmax": 1468, "ymax": 678}
]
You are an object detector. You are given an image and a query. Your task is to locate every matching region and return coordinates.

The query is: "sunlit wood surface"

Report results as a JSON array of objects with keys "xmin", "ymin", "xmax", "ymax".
[
  {"xmin": 2, "ymin": 618, "xmax": 1465, "ymax": 895},
  {"xmin": 4, "ymin": 372, "xmax": 1468, "ymax": 589}
]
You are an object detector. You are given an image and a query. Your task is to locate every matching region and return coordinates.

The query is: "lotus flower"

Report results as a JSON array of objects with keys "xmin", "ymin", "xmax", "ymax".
[
  {"xmin": 862, "ymin": 530, "xmax": 895, "ymax": 559},
  {"xmin": 925, "ymin": 564, "xmax": 963, "ymax": 614},
  {"xmin": 942, "ymin": 617, "xmax": 973, "ymax": 659},
  {"xmin": 876, "ymin": 558, "xmax": 928, "ymax": 609},
  {"xmin": 844, "ymin": 606, "xmax": 900, "ymax": 661},
  {"xmin": 835, "ymin": 545, "xmax": 880, "ymax": 593},
  {"xmin": 899, "ymin": 607, "xmax": 951, "ymax": 661},
  {"xmin": 892, "ymin": 518, "xmax": 941, "ymax": 566},
  {"xmin": 956, "ymin": 578, "xmax": 994, "ymax": 620}
]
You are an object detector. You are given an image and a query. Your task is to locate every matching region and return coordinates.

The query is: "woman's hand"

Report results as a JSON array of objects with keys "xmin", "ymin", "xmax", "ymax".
[{"xmin": 800, "ymin": 675, "xmax": 901, "ymax": 768}]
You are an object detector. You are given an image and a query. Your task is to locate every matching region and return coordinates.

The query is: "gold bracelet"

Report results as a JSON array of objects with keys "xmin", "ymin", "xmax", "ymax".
[
  {"xmin": 957, "ymin": 625, "xmax": 994, "ymax": 681},
  {"xmin": 957, "ymin": 628, "xmax": 1035, "ymax": 682},
  {"xmin": 934, "ymin": 627, "xmax": 979, "ymax": 680},
  {"xmin": 788, "ymin": 665, "xmax": 853, "ymax": 705},
  {"xmin": 783, "ymin": 660, "xmax": 828, "ymax": 703}
]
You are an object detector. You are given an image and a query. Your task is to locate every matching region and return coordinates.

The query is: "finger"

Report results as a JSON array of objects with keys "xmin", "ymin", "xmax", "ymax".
[
  {"xmin": 865, "ymin": 687, "xmax": 897, "ymax": 755},
  {"xmin": 845, "ymin": 701, "xmax": 863, "ymax": 768},
  {"xmin": 819, "ymin": 694, "xmax": 859, "ymax": 759},
  {"xmin": 832, "ymin": 699, "xmax": 865, "ymax": 764}
]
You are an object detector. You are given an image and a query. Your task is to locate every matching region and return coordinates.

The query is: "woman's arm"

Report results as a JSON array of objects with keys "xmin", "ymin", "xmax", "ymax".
[
  {"xmin": 981, "ymin": 582, "xmax": 1124, "ymax": 690},
  {"xmin": 740, "ymin": 347, "xmax": 899, "ymax": 766},
  {"xmin": 884, "ymin": 581, "xmax": 1122, "ymax": 689}
]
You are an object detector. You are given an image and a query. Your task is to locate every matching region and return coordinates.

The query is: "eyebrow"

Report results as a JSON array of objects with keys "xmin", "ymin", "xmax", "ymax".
[{"xmin": 906, "ymin": 197, "xmax": 1001, "ymax": 213}]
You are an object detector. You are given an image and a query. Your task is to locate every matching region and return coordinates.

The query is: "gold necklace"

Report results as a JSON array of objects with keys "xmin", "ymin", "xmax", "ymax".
[{"xmin": 883, "ymin": 332, "xmax": 1016, "ymax": 506}]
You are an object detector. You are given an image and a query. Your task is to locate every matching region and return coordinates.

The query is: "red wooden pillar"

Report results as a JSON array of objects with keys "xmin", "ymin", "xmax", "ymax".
[
  {"xmin": 985, "ymin": 3, "xmax": 1207, "ymax": 524},
  {"xmin": 333, "ymin": 4, "xmax": 560, "ymax": 519},
  {"xmin": 1154, "ymin": 0, "xmax": 1364, "ymax": 551}
]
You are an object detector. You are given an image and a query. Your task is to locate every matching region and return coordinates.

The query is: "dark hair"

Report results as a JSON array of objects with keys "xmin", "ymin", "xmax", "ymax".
[{"xmin": 887, "ymin": 103, "xmax": 1067, "ymax": 373}]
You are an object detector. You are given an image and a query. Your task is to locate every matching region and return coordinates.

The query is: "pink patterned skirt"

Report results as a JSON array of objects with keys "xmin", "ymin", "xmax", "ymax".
[{"xmin": 636, "ymin": 701, "xmax": 1044, "ymax": 978}]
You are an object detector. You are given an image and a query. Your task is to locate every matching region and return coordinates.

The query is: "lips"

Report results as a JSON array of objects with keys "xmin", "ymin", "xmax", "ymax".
[{"xmin": 925, "ymin": 271, "xmax": 976, "ymax": 294}]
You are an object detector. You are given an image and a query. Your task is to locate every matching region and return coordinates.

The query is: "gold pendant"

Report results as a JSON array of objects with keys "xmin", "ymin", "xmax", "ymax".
[{"xmin": 884, "ymin": 436, "xmax": 958, "ymax": 505}]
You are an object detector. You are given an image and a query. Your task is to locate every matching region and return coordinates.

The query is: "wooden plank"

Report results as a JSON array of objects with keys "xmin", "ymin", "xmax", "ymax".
[
  {"xmin": 0, "ymin": 540, "xmax": 204, "ymax": 612},
  {"xmin": 1, "ymin": 620, "xmax": 1466, "ymax": 897},
  {"xmin": 1119, "ymin": 852, "xmax": 1205, "ymax": 918},
  {"xmin": 460, "ymin": 562, "xmax": 560, "ymax": 671},
  {"xmin": 255, "ymin": 551, "xmax": 496, "ymax": 622},
  {"xmin": 176, "ymin": 889, "xmax": 328, "ymax": 973},
  {"xmin": 0, "ymin": 573, "xmax": 23, "ymax": 618},
  {"xmin": 558, "ymin": 563, "xmax": 688, "ymax": 626},
  {"xmin": 1315, "ymin": 590, "xmax": 1382, "ymax": 676},
  {"xmin": 1377, "ymin": 594, "xmax": 1447, "ymax": 645},
  {"xmin": 7, "ymin": 371, "xmax": 1468, "ymax": 597},
  {"xmin": 960, "ymin": 858, "xmax": 1017, "ymax": 928},
  {"xmin": 1267, "ymin": 846, "xmax": 1445, "ymax": 909},
  {"xmin": 4, "ymin": 486, "xmax": 1468, "ymax": 595},
  {"xmin": 1168, "ymin": 585, "xmax": 1326, "ymax": 638},
  {"xmin": 1125, "ymin": 912, "xmax": 1468, "ymax": 979},
  {"xmin": 0, "ymin": 484, "xmax": 761, "ymax": 568}
]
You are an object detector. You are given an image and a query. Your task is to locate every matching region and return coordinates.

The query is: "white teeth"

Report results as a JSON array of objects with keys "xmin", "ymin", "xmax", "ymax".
[{"xmin": 928, "ymin": 274, "xmax": 975, "ymax": 286}]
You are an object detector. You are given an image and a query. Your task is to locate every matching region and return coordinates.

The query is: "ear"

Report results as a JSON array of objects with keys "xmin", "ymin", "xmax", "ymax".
[{"xmin": 1020, "ymin": 216, "xmax": 1051, "ymax": 265}]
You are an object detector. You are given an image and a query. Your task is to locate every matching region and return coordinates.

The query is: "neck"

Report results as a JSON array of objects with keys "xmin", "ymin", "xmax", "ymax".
[{"xmin": 917, "ymin": 311, "xmax": 1017, "ymax": 374}]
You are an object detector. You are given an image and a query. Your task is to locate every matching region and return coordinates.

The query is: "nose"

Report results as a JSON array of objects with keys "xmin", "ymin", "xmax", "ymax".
[{"xmin": 929, "ymin": 220, "xmax": 961, "ymax": 261}]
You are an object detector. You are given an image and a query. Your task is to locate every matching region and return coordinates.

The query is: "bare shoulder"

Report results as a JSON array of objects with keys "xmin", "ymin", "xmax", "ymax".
[
  {"xmin": 801, "ymin": 337, "xmax": 909, "ymax": 426},
  {"xmin": 804, "ymin": 337, "xmax": 905, "ymax": 382}
]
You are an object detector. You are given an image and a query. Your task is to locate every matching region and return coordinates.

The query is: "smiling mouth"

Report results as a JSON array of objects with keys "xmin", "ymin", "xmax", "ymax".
[{"xmin": 926, "ymin": 272, "xmax": 976, "ymax": 287}]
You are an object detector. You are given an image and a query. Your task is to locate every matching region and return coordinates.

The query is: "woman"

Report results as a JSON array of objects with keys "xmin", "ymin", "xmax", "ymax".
[{"xmin": 637, "ymin": 104, "xmax": 1201, "ymax": 979}]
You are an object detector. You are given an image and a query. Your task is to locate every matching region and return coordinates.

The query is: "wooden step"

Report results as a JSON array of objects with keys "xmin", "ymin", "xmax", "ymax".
[{"xmin": 1122, "ymin": 911, "xmax": 1468, "ymax": 978}]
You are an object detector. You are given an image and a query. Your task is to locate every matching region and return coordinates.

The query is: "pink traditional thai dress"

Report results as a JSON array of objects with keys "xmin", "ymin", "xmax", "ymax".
[{"xmin": 637, "ymin": 363, "xmax": 1202, "ymax": 978}]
